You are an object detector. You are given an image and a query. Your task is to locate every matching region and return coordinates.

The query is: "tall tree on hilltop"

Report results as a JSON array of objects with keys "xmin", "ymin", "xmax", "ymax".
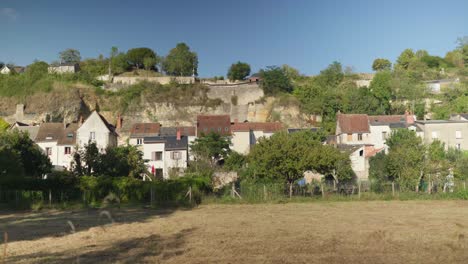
[
  {"xmin": 59, "ymin": 49, "xmax": 81, "ymax": 63},
  {"xmin": 372, "ymin": 58, "xmax": 392, "ymax": 71},
  {"xmin": 126, "ymin": 47, "xmax": 157, "ymax": 69},
  {"xmin": 227, "ymin": 61, "xmax": 251, "ymax": 81},
  {"xmin": 162, "ymin": 43, "xmax": 198, "ymax": 76}
]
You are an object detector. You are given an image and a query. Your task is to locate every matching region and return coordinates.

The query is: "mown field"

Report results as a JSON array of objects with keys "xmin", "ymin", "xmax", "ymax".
[{"xmin": 2, "ymin": 201, "xmax": 468, "ymax": 263}]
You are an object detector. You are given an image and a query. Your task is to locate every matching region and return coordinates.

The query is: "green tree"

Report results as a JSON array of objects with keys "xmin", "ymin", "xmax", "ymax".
[
  {"xmin": 445, "ymin": 50, "xmax": 464, "ymax": 68},
  {"xmin": 369, "ymin": 71, "xmax": 392, "ymax": 114},
  {"xmin": 224, "ymin": 152, "xmax": 247, "ymax": 171},
  {"xmin": 0, "ymin": 130, "xmax": 52, "ymax": 178},
  {"xmin": 281, "ymin": 64, "xmax": 301, "ymax": 80},
  {"xmin": 190, "ymin": 132, "xmax": 231, "ymax": 166},
  {"xmin": 162, "ymin": 43, "xmax": 198, "ymax": 76},
  {"xmin": 0, "ymin": 146, "xmax": 24, "ymax": 179},
  {"xmin": 72, "ymin": 142, "xmax": 101, "ymax": 176},
  {"xmin": 0, "ymin": 118, "xmax": 9, "ymax": 132},
  {"xmin": 59, "ymin": 48, "xmax": 81, "ymax": 63},
  {"xmin": 111, "ymin": 52, "xmax": 130, "ymax": 74},
  {"xmin": 316, "ymin": 61, "xmax": 344, "ymax": 87},
  {"xmin": 248, "ymin": 131, "xmax": 353, "ymax": 197},
  {"xmin": 396, "ymin": 49, "xmax": 415, "ymax": 70},
  {"xmin": 227, "ymin": 61, "xmax": 251, "ymax": 81},
  {"xmin": 372, "ymin": 58, "xmax": 392, "ymax": 71},
  {"xmin": 126, "ymin": 47, "xmax": 157, "ymax": 69},
  {"xmin": 385, "ymin": 129, "xmax": 425, "ymax": 191},
  {"xmin": 99, "ymin": 145, "xmax": 147, "ymax": 178},
  {"xmin": 260, "ymin": 66, "xmax": 293, "ymax": 95},
  {"xmin": 25, "ymin": 61, "xmax": 49, "ymax": 81},
  {"xmin": 143, "ymin": 57, "xmax": 158, "ymax": 72}
]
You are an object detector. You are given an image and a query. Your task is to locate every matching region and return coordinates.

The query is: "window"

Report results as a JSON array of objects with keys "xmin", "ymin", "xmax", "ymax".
[
  {"xmin": 347, "ymin": 134, "xmax": 353, "ymax": 142},
  {"xmin": 358, "ymin": 134, "xmax": 363, "ymax": 141},
  {"xmin": 456, "ymin": 131, "xmax": 462, "ymax": 139},
  {"xmin": 171, "ymin": 151, "xmax": 181, "ymax": 160},
  {"xmin": 218, "ymin": 127, "xmax": 222, "ymax": 132},
  {"xmin": 136, "ymin": 138, "xmax": 143, "ymax": 145},
  {"xmin": 46, "ymin": 134, "xmax": 53, "ymax": 140},
  {"xmin": 67, "ymin": 133, "xmax": 74, "ymax": 138},
  {"xmin": 152, "ymin": 151, "xmax": 163, "ymax": 161},
  {"xmin": 456, "ymin": 144, "xmax": 461, "ymax": 150},
  {"xmin": 45, "ymin": 147, "xmax": 52, "ymax": 156},
  {"xmin": 359, "ymin": 150, "xmax": 364, "ymax": 157},
  {"xmin": 64, "ymin": 147, "xmax": 71, "ymax": 155},
  {"xmin": 89, "ymin": 132, "xmax": 96, "ymax": 140},
  {"xmin": 431, "ymin": 131, "xmax": 438, "ymax": 139},
  {"xmin": 382, "ymin": 131, "xmax": 387, "ymax": 140},
  {"xmin": 225, "ymin": 127, "xmax": 229, "ymax": 131}
]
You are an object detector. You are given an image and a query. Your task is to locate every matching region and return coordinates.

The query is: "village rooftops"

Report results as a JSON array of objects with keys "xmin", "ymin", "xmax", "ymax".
[
  {"xmin": 130, "ymin": 123, "xmax": 161, "ymax": 138},
  {"xmin": 287, "ymin": 127, "xmax": 320, "ymax": 134},
  {"xmin": 197, "ymin": 115, "xmax": 231, "ymax": 136},
  {"xmin": 144, "ymin": 135, "xmax": 188, "ymax": 150},
  {"xmin": 231, "ymin": 122, "xmax": 283, "ymax": 133},
  {"xmin": 415, "ymin": 120, "xmax": 468, "ymax": 124}
]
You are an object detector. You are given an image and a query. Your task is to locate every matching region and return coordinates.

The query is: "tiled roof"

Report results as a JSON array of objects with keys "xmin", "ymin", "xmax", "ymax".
[
  {"xmin": 197, "ymin": 115, "xmax": 231, "ymax": 136},
  {"xmin": 14, "ymin": 126, "xmax": 40, "ymax": 141},
  {"xmin": 160, "ymin": 126, "xmax": 196, "ymax": 137},
  {"xmin": 231, "ymin": 122, "xmax": 283, "ymax": 133},
  {"xmin": 35, "ymin": 123, "xmax": 78, "ymax": 145},
  {"xmin": 130, "ymin": 123, "xmax": 161, "ymax": 138},
  {"xmin": 337, "ymin": 114, "xmax": 370, "ymax": 134}
]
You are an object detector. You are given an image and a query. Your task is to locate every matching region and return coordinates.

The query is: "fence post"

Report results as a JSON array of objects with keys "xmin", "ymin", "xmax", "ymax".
[
  {"xmin": 358, "ymin": 181, "xmax": 361, "ymax": 199},
  {"xmin": 321, "ymin": 184, "xmax": 324, "ymax": 198},
  {"xmin": 48, "ymin": 189, "xmax": 52, "ymax": 207},
  {"xmin": 392, "ymin": 181, "xmax": 395, "ymax": 198},
  {"xmin": 464, "ymin": 181, "xmax": 466, "ymax": 191},
  {"xmin": 263, "ymin": 185, "xmax": 267, "ymax": 201}
]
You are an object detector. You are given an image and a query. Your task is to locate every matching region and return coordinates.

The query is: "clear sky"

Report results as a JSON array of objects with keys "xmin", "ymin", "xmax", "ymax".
[{"xmin": 1, "ymin": 0, "xmax": 467, "ymax": 77}]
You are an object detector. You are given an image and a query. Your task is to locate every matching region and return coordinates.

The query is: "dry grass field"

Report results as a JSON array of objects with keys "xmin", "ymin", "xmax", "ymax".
[{"xmin": 2, "ymin": 201, "xmax": 468, "ymax": 263}]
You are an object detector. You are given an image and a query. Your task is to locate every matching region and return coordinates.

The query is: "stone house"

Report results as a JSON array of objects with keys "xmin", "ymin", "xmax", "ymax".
[
  {"xmin": 336, "ymin": 114, "xmax": 372, "ymax": 145},
  {"xmin": 230, "ymin": 122, "xmax": 283, "ymax": 154},
  {"xmin": 143, "ymin": 130, "xmax": 188, "ymax": 179},
  {"xmin": 35, "ymin": 123, "xmax": 78, "ymax": 170},
  {"xmin": 76, "ymin": 111, "xmax": 118, "ymax": 151},
  {"xmin": 413, "ymin": 120, "xmax": 468, "ymax": 150},
  {"xmin": 48, "ymin": 63, "xmax": 80, "ymax": 74},
  {"xmin": 337, "ymin": 144, "xmax": 369, "ymax": 180}
]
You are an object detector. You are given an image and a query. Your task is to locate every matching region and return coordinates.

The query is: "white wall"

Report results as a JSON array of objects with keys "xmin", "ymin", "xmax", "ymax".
[
  {"xmin": 349, "ymin": 147, "xmax": 368, "ymax": 179},
  {"xmin": 143, "ymin": 142, "xmax": 187, "ymax": 179},
  {"xmin": 143, "ymin": 142, "xmax": 165, "ymax": 177},
  {"xmin": 77, "ymin": 112, "xmax": 116, "ymax": 150},
  {"xmin": 164, "ymin": 150, "xmax": 188, "ymax": 179},
  {"xmin": 37, "ymin": 142, "xmax": 75, "ymax": 169},
  {"xmin": 231, "ymin": 131, "xmax": 250, "ymax": 154},
  {"xmin": 338, "ymin": 132, "xmax": 371, "ymax": 145},
  {"xmin": 369, "ymin": 125, "xmax": 392, "ymax": 150}
]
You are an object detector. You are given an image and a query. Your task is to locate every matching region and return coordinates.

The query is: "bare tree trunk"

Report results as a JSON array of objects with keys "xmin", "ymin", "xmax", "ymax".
[{"xmin": 289, "ymin": 182, "xmax": 293, "ymax": 199}]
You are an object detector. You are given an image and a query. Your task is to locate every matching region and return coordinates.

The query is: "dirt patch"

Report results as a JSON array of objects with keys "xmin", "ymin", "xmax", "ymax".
[{"xmin": 3, "ymin": 201, "xmax": 468, "ymax": 263}]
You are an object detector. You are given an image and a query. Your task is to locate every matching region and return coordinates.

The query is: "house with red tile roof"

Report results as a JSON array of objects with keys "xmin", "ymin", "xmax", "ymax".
[
  {"xmin": 129, "ymin": 123, "xmax": 161, "ymax": 147},
  {"xmin": 231, "ymin": 122, "xmax": 283, "ymax": 154},
  {"xmin": 196, "ymin": 115, "xmax": 231, "ymax": 137}
]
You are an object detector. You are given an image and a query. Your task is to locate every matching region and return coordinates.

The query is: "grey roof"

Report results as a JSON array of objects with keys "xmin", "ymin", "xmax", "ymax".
[
  {"xmin": 159, "ymin": 126, "xmax": 196, "ymax": 137},
  {"xmin": 389, "ymin": 123, "xmax": 407, "ymax": 129},
  {"xmin": 287, "ymin": 128, "xmax": 320, "ymax": 134},
  {"xmin": 14, "ymin": 126, "xmax": 40, "ymax": 141},
  {"xmin": 144, "ymin": 135, "xmax": 188, "ymax": 150},
  {"xmin": 416, "ymin": 120, "xmax": 468, "ymax": 124}
]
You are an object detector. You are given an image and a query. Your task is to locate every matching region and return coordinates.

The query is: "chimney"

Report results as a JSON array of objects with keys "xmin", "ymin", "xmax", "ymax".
[
  {"xmin": 116, "ymin": 114, "xmax": 122, "ymax": 129},
  {"xmin": 79, "ymin": 115, "xmax": 84, "ymax": 126},
  {"xmin": 176, "ymin": 128, "xmax": 181, "ymax": 141},
  {"xmin": 15, "ymin": 104, "xmax": 24, "ymax": 122}
]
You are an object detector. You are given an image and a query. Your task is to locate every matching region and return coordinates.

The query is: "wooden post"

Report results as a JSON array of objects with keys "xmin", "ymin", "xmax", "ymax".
[
  {"xmin": 392, "ymin": 182, "xmax": 395, "ymax": 197},
  {"xmin": 464, "ymin": 181, "xmax": 466, "ymax": 191},
  {"xmin": 231, "ymin": 183, "xmax": 235, "ymax": 198},
  {"xmin": 263, "ymin": 185, "xmax": 267, "ymax": 200},
  {"xmin": 321, "ymin": 184, "xmax": 324, "ymax": 198},
  {"xmin": 189, "ymin": 186, "xmax": 192, "ymax": 203},
  {"xmin": 48, "ymin": 190, "xmax": 52, "ymax": 207},
  {"xmin": 358, "ymin": 181, "xmax": 361, "ymax": 199}
]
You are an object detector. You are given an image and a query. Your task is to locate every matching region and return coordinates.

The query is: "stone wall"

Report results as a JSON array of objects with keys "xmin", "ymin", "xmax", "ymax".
[
  {"xmin": 206, "ymin": 83, "xmax": 264, "ymax": 105},
  {"xmin": 112, "ymin": 76, "xmax": 196, "ymax": 85}
]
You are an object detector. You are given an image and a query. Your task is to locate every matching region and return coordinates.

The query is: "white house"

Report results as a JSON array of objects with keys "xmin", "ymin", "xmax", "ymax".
[
  {"xmin": 0, "ymin": 65, "xmax": 12, "ymax": 74},
  {"xmin": 0, "ymin": 65, "xmax": 24, "ymax": 75},
  {"xmin": 129, "ymin": 123, "xmax": 161, "ymax": 149},
  {"xmin": 76, "ymin": 111, "xmax": 118, "ymax": 151},
  {"xmin": 143, "ymin": 131, "xmax": 188, "ymax": 179},
  {"xmin": 48, "ymin": 63, "xmax": 80, "ymax": 74},
  {"xmin": 337, "ymin": 144, "xmax": 372, "ymax": 180},
  {"xmin": 230, "ymin": 122, "xmax": 283, "ymax": 154},
  {"xmin": 35, "ymin": 123, "xmax": 78, "ymax": 170}
]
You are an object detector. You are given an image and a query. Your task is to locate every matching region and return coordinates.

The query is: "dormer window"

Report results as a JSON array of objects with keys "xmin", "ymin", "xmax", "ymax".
[{"xmin": 67, "ymin": 133, "xmax": 74, "ymax": 138}]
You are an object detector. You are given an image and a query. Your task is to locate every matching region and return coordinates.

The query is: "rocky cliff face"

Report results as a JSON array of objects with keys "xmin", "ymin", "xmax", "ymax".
[{"xmin": 1, "ymin": 82, "xmax": 311, "ymax": 138}]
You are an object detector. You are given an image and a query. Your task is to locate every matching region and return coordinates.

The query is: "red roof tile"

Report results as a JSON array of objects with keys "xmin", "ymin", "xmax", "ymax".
[
  {"xmin": 130, "ymin": 123, "xmax": 161, "ymax": 138},
  {"xmin": 197, "ymin": 115, "xmax": 231, "ymax": 136},
  {"xmin": 337, "ymin": 114, "xmax": 370, "ymax": 134},
  {"xmin": 231, "ymin": 122, "xmax": 283, "ymax": 133}
]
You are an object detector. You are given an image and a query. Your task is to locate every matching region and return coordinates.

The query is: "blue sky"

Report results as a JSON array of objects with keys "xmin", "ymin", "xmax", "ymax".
[{"xmin": 1, "ymin": 0, "xmax": 467, "ymax": 77}]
